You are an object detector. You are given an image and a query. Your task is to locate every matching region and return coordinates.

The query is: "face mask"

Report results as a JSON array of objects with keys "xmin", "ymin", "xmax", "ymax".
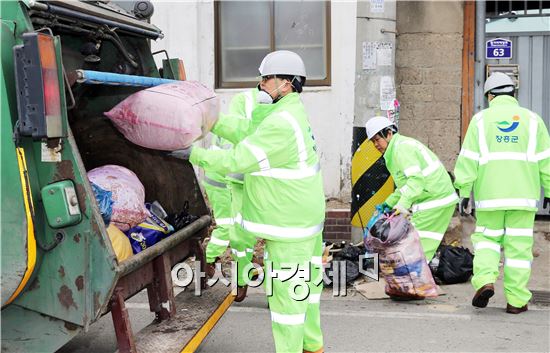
[
  {"xmin": 256, "ymin": 90, "xmax": 273, "ymax": 104},
  {"xmin": 256, "ymin": 81, "xmax": 287, "ymax": 104}
]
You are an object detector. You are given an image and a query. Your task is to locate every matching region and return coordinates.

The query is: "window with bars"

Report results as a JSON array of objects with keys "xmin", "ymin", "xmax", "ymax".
[{"xmin": 215, "ymin": 1, "xmax": 331, "ymax": 88}]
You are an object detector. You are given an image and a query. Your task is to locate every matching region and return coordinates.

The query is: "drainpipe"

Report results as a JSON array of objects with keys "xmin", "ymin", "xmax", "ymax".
[
  {"xmin": 474, "ymin": 1, "xmax": 486, "ymax": 112},
  {"xmin": 351, "ymin": 1, "xmax": 397, "ymax": 243}
]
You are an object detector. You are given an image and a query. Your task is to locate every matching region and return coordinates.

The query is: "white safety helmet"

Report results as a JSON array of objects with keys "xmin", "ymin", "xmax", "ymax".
[
  {"xmin": 258, "ymin": 50, "xmax": 307, "ymax": 79},
  {"xmin": 484, "ymin": 72, "xmax": 515, "ymax": 95},
  {"xmin": 365, "ymin": 116, "xmax": 396, "ymax": 140}
]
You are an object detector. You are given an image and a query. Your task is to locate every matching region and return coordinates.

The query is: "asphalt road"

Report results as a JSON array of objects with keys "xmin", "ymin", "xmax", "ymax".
[{"xmin": 57, "ymin": 279, "xmax": 549, "ymax": 353}]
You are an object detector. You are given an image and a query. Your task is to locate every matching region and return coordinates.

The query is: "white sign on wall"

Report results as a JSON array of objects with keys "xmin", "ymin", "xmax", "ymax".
[{"xmin": 370, "ymin": 0, "xmax": 384, "ymax": 13}]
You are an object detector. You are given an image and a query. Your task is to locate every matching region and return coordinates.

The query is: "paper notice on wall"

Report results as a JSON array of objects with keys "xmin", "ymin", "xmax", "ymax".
[
  {"xmin": 380, "ymin": 76, "xmax": 395, "ymax": 111},
  {"xmin": 370, "ymin": 0, "xmax": 384, "ymax": 13},
  {"xmin": 362, "ymin": 41, "xmax": 377, "ymax": 70},
  {"xmin": 377, "ymin": 42, "xmax": 393, "ymax": 66}
]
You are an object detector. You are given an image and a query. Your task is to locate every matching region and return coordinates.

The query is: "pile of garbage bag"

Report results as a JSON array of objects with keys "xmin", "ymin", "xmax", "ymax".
[
  {"xmin": 364, "ymin": 212, "xmax": 438, "ymax": 299},
  {"xmin": 89, "ymin": 164, "xmax": 198, "ymax": 262},
  {"xmin": 430, "ymin": 245, "xmax": 473, "ymax": 284}
]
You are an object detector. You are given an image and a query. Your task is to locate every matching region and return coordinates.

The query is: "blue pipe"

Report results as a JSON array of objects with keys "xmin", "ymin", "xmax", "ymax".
[{"xmin": 76, "ymin": 70, "xmax": 177, "ymax": 87}]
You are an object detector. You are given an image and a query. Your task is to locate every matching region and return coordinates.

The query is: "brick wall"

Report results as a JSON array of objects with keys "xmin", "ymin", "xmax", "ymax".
[
  {"xmin": 396, "ymin": 1, "xmax": 464, "ymax": 170},
  {"xmin": 323, "ymin": 209, "xmax": 352, "ymax": 242}
]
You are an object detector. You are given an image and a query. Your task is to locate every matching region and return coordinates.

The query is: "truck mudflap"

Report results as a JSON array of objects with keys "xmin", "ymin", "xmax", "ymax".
[{"xmin": 116, "ymin": 286, "xmax": 234, "ymax": 353}]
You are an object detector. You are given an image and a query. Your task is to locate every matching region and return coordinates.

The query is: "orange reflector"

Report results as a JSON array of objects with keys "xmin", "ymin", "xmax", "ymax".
[
  {"xmin": 178, "ymin": 60, "xmax": 187, "ymax": 81},
  {"xmin": 37, "ymin": 34, "xmax": 62, "ymax": 122}
]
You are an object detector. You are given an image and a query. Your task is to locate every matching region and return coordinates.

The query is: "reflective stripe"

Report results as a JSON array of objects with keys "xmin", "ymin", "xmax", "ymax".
[
  {"xmin": 204, "ymin": 175, "xmax": 227, "ymax": 189},
  {"xmin": 246, "ymin": 248, "xmax": 254, "ymax": 253},
  {"xmin": 399, "ymin": 185, "xmax": 409, "ymax": 194},
  {"xmin": 279, "ymin": 111, "xmax": 308, "ymax": 169},
  {"xmin": 422, "ymin": 161, "xmax": 441, "ymax": 177},
  {"xmin": 505, "ymin": 228, "xmax": 533, "ymax": 237},
  {"xmin": 231, "ymin": 249, "xmax": 247, "ymax": 258},
  {"xmin": 242, "ymin": 140, "xmax": 270, "ymax": 171},
  {"xmin": 459, "ymin": 149, "xmax": 480, "ymax": 161},
  {"xmin": 417, "ymin": 231, "xmax": 444, "ymax": 241},
  {"xmin": 505, "ymin": 258, "xmax": 531, "ymax": 269},
  {"xmin": 411, "ymin": 193, "xmax": 458, "ymax": 212},
  {"xmin": 475, "ymin": 241, "xmax": 501, "ymax": 253},
  {"xmin": 486, "ymin": 152, "xmax": 533, "ymax": 162},
  {"xmin": 399, "ymin": 140, "xmax": 442, "ymax": 177},
  {"xmin": 209, "ymin": 236, "xmax": 230, "ymax": 246},
  {"xmin": 404, "ymin": 165, "xmax": 421, "ymax": 177},
  {"xmin": 271, "ymin": 312, "xmax": 305, "ymax": 325},
  {"xmin": 244, "ymin": 91, "xmax": 254, "ymax": 119},
  {"xmin": 215, "ymin": 218, "xmax": 234, "ymax": 226},
  {"xmin": 310, "ymin": 256, "xmax": 323, "ymax": 266},
  {"xmin": 476, "ymin": 112, "xmax": 490, "ymax": 165},
  {"xmin": 475, "ymin": 226, "xmax": 504, "ymax": 237},
  {"xmin": 227, "ymin": 173, "xmax": 244, "ymax": 181},
  {"xmin": 536, "ymin": 148, "xmax": 550, "ymax": 162},
  {"xmin": 251, "ymin": 162, "xmax": 320, "ymax": 180},
  {"xmin": 235, "ymin": 213, "xmax": 323, "ymax": 239},
  {"xmin": 308, "ymin": 293, "xmax": 321, "ymax": 304},
  {"xmin": 475, "ymin": 198, "xmax": 537, "ymax": 209}
]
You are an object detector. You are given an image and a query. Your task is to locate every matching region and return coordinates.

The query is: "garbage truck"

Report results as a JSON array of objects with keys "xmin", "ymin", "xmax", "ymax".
[{"xmin": 1, "ymin": 1, "xmax": 232, "ymax": 352}]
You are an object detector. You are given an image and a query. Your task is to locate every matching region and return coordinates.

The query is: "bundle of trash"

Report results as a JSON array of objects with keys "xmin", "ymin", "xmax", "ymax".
[
  {"xmin": 429, "ymin": 245, "xmax": 474, "ymax": 284},
  {"xmin": 104, "ymin": 81, "xmax": 219, "ymax": 151},
  {"xmin": 364, "ymin": 210, "xmax": 438, "ymax": 299},
  {"xmin": 89, "ymin": 164, "xmax": 198, "ymax": 262}
]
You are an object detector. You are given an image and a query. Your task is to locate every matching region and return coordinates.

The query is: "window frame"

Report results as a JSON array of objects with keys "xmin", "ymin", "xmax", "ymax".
[{"xmin": 214, "ymin": 1, "xmax": 331, "ymax": 89}]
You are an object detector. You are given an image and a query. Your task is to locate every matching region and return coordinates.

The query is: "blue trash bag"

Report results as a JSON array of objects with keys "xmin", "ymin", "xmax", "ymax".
[
  {"xmin": 91, "ymin": 182, "xmax": 113, "ymax": 225},
  {"xmin": 124, "ymin": 209, "xmax": 174, "ymax": 254}
]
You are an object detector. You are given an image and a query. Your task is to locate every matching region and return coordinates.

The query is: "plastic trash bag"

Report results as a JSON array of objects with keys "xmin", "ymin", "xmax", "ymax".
[
  {"xmin": 434, "ymin": 245, "xmax": 473, "ymax": 284},
  {"xmin": 106, "ymin": 224, "xmax": 133, "ymax": 262},
  {"xmin": 323, "ymin": 259, "xmax": 360, "ymax": 286},
  {"xmin": 125, "ymin": 210, "xmax": 174, "ymax": 254},
  {"xmin": 365, "ymin": 213, "xmax": 438, "ymax": 299},
  {"xmin": 88, "ymin": 165, "xmax": 148, "ymax": 231},
  {"xmin": 104, "ymin": 81, "xmax": 219, "ymax": 151},
  {"xmin": 90, "ymin": 182, "xmax": 113, "ymax": 225},
  {"xmin": 165, "ymin": 201, "xmax": 198, "ymax": 231}
]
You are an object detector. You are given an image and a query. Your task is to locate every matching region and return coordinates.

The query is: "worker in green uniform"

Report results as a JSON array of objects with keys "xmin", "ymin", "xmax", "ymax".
[
  {"xmin": 454, "ymin": 72, "xmax": 550, "ymax": 314},
  {"xmin": 366, "ymin": 116, "xmax": 458, "ymax": 262},
  {"xmin": 203, "ymin": 89, "xmax": 257, "ymax": 278},
  {"xmin": 170, "ymin": 50, "xmax": 325, "ymax": 353}
]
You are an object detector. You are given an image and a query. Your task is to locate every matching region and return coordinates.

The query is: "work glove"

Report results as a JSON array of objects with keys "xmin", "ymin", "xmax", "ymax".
[
  {"xmin": 392, "ymin": 204, "xmax": 410, "ymax": 216},
  {"xmin": 544, "ymin": 197, "xmax": 550, "ymax": 214},
  {"xmin": 459, "ymin": 197, "xmax": 470, "ymax": 216},
  {"xmin": 168, "ymin": 146, "xmax": 193, "ymax": 160}
]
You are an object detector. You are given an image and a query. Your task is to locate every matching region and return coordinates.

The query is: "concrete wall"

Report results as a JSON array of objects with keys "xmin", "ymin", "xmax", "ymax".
[
  {"xmin": 150, "ymin": 1, "xmax": 356, "ymax": 201},
  {"xmin": 395, "ymin": 1, "xmax": 464, "ymax": 169}
]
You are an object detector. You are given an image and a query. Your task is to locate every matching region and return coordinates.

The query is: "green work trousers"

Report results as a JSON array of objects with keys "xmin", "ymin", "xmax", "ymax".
[
  {"xmin": 203, "ymin": 181, "xmax": 232, "ymax": 264},
  {"xmin": 411, "ymin": 204, "xmax": 455, "ymax": 261},
  {"xmin": 229, "ymin": 182, "xmax": 256, "ymax": 286},
  {"xmin": 264, "ymin": 234, "xmax": 324, "ymax": 353},
  {"xmin": 471, "ymin": 210, "xmax": 535, "ymax": 308}
]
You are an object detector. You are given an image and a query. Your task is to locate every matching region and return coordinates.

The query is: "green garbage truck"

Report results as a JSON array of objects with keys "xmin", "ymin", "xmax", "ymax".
[{"xmin": 1, "ymin": 1, "xmax": 231, "ymax": 352}]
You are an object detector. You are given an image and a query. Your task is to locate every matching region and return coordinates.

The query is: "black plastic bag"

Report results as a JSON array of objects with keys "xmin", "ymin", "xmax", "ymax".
[
  {"xmin": 339, "ymin": 244, "xmax": 362, "ymax": 262},
  {"xmin": 323, "ymin": 259, "xmax": 360, "ymax": 286},
  {"xmin": 165, "ymin": 201, "xmax": 199, "ymax": 231},
  {"xmin": 434, "ymin": 246, "xmax": 473, "ymax": 284}
]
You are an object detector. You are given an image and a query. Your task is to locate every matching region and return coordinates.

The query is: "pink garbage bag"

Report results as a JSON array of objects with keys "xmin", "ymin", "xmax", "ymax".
[
  {"xmin": 104, "ymin": 81, "xmax": 219, "ymax": 151},
  {"xmin": 365, "ymin": 213, "xmax": 438, "ymax": 299},
  {"xmin": 88, "ymin": 165, "xmax": 148, "ymax": 231}
]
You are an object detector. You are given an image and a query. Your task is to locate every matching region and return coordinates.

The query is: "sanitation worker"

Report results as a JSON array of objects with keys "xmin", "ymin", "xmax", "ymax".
[
  {"xmin": 366, "ymin": 116, "xmax": 458, "ymax": 261},
  {"xmin": 170, "ymin": 50, "xmax": 325, "ymax": 353},
  {"xmin": 203, "ymin": 89, "xmax": 257, "ymax": 278},
  {"xmin": 454, "ymin": 72, "xmax": 550, "ymax": 314}
]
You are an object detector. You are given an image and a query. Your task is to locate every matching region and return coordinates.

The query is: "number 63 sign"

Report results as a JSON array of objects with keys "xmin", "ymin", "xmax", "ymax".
[{"xmin": 486, "ymin": 38, "xmax": 512, "ymax": 59}]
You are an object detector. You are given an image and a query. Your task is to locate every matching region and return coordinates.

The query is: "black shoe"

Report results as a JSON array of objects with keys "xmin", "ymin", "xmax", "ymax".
[{"xmin": 472, "ymin": 283, "xmax": 494, "ymax": 308}]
